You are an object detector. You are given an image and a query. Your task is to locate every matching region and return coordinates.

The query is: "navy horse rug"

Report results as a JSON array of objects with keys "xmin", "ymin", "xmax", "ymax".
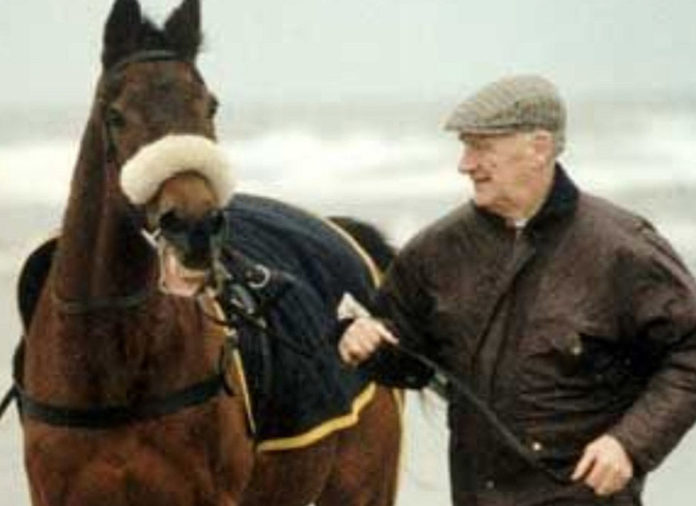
[
  {"xmin": 218, "ymin": 194, "xmax": 384, "ymax": 450},
  {"xmin": 17, "ymin": 193, "xmax": 387, "ymax": 451}
]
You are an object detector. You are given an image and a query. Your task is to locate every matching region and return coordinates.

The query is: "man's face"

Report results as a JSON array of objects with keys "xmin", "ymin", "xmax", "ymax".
[{"xmin": 458, "ymin": 131, "xmax": 549, "ymax": 219}]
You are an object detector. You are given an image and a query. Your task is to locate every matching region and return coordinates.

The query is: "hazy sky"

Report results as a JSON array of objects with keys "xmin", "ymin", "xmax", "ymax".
[{"xmin": 1, "ymin": 0, "xmax": 695, "ymax": 106}]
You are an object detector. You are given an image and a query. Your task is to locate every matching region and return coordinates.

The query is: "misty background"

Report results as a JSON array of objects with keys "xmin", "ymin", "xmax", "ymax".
[
  {"xmin": 2, "ymin": 0, "xmax": 696, "ymax": 106},
  {"xmin": 2, "ymin": 0, "xmax": 696, "ymax": 504}
]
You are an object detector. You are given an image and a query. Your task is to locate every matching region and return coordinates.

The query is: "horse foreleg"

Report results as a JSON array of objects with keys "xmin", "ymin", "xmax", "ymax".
[
  {"xmin": 239, "ymin": 437, "xmax": 336, "ymax": 506},
  {"xmin": 316, "ymin": 387, "xmax": 403, "ymax": 506}
]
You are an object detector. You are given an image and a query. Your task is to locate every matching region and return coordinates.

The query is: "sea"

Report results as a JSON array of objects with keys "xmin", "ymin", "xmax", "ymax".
[{"xmin": 1, "ymin": 97, "xmax": 696, "ymax": 504}]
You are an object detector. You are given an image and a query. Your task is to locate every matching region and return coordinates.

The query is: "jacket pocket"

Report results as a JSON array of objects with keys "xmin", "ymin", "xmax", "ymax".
[{"xmin": 516, "ymin": 319, "xmax": 628, "ymax": 396}]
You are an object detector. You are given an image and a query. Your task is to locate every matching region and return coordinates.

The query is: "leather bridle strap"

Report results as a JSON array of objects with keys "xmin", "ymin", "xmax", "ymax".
[
  {"xmin": 107, "ymin": 50, "xmax": 204, "ymax": 82},
  {"xmin": 14, "ymin": 374, "xmax": 224, "ymax": 429},
  {"xmin": 0, "ymin": 324, "xmax": 283, "ymax": 431},
  {"xmin": 108, "ymin": 50, "xmax": 180, "ymax": 73},
  {"xmin": 51, "ymin": 284, "xmax": 155, "ymax": 315},
  {"xmin": 1, "ymin": 337, "xmax": 238, "ymax": 429}
]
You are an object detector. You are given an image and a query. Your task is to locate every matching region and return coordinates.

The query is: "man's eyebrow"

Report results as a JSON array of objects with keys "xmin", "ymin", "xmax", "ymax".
[{"xmin": 462, "ymin": 136, "xmax": 487, "ymax": 148}]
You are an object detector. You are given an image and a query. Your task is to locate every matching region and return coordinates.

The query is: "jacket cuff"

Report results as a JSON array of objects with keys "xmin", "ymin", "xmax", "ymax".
[
  {"xmin": 607, "ymin": 425, "xmax": 659, "ymax": 474},
  {"xmin": 330, "ymin": 317, "xmax": 356, "ymax": 346},
  {"xmin": 362, "ymin": 345, "xmax": 434, "ymax": 389}
]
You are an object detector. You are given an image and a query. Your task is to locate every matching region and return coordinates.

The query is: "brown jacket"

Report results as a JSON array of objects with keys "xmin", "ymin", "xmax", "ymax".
[{"xmin": 367, "ymin": 167, "xmax": 696, "ymax": 505}]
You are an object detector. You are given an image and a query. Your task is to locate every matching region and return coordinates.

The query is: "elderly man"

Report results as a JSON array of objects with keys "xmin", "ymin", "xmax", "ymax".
[{"xmin": 339, "ymin": 75, "xmax": 696, "ymax": 505}]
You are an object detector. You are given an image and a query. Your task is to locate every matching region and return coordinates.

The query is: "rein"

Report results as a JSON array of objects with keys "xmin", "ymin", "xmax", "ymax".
[
  {"xmin": 198, "ymin": 246, "xmax": 315, "ymax": 361},
  {"xmin": 392, "ymin": 344, "xmax": 572, "ymax": 486},
  {"xmin": 13, "ymin": 372, "xmax": 227, "ymax": 429},
  {"xmin": 198, "ymin": 291, "xmax": 314, "ymax": 361},
  {"xmin": 389, "ymin": 343, "xmax": 641, "ymax": 499}
]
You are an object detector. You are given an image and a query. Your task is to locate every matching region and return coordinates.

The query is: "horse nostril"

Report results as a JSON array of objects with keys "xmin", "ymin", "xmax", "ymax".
[
  {"xmin": 159, "ymin": 210, "xmax": 187, "ymax": 234},
  {"xmin": 156, "ymin": 209, "xmax": 225, "ymax": 271},
  {"xmin": 207, "ymin": 210, "xmax": 227, "ymax": 235}
]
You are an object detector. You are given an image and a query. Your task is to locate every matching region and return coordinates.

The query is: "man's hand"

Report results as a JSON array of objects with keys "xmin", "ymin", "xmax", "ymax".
[
  {"xmin": 338, "ymin": 317, "xmax": 398, "ymax": 366},
  {"xmin": 571, "ymin": 434, "xmax": 634, "ymax": 496}
]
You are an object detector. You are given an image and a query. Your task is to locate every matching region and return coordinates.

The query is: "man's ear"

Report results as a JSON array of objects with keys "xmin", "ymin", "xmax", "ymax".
[{"xmin": 531, "ymin": 130, "xmax": 555, "ymax": 165}]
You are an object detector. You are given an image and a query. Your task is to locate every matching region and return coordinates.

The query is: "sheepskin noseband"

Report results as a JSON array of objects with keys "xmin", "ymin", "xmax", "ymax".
[{"xmin": 120, "ymin": 134, "xmax": 236, "ymax": 206}]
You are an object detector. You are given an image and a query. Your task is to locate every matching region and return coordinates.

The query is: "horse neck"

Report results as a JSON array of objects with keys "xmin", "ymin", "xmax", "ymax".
[{"xmin": 54, "ymin": 111, "xmax": 155, "ymax": 302}]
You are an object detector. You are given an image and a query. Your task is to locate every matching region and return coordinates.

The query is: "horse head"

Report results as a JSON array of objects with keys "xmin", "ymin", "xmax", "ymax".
[{"xmin": 97, "ymin": 0, "xmax": 234, "ymax": 297}]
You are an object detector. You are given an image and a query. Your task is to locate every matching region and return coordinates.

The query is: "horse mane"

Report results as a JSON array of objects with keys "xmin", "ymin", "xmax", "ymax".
[
  {"xmin": 102, "ymin": 0, "xmax": 202, "ymax": 70},
  {"xmin": 329, "ymin": 217, "xmax": 395, "ymax": 273}
]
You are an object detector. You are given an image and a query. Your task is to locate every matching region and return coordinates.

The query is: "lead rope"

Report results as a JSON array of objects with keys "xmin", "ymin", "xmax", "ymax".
[
  {"xmin": 194, "ymin": 253, "xmax": 316, "ymax": 361},
  {"xmin": 339, "ymin": 295, "xmax": 641, "ymax": 498},
  {"xmin": 392, "ymin": 343, "xmax": 570, "ymax": 485}
]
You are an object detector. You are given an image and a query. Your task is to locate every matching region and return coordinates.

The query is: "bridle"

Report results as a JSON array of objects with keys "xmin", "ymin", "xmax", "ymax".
[
  {"xmin": 51, "ymin": 49, "xmax": 208, "ymax": 315},
  {"xmin": 0, "ymin": 50, "xmax": 242, "ymax": 430}
]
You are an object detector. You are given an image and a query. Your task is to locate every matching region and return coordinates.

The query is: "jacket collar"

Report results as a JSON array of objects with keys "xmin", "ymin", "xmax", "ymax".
[{"xmin": 474, "ymin": 163, "xmax": 579, "ymax": 233}]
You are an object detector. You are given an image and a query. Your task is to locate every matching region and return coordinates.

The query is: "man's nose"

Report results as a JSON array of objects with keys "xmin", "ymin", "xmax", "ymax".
[{"xmin": 458, "ymin": 149, "xmax": 476, "ymax": 174}]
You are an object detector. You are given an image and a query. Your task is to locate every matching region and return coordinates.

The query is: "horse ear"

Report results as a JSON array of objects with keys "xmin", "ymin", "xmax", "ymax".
[
  {"xmin": 164, "ymin": 0, "xmax": 202, "ymax": 61},
  {"xmin": 102, "ymin": 0, "xmax": 142, "ymax": 69}
]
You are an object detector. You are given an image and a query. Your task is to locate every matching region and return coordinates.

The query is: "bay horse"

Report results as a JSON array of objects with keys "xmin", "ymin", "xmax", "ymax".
[{"xmin": 17, "ymin": 0, "xmax": 401, "ymax": 505}]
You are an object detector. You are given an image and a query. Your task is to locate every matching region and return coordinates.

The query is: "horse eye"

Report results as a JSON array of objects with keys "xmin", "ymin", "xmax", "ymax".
[
  {"xmin": 105, "ymin": 106, "xmax": 126, "ymax": 128},
  {"xmin": 207, "ymin": 96, "xmax": 219, "ymax": 118}
]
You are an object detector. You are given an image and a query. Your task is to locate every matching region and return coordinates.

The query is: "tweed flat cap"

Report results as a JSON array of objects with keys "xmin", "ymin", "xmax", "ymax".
[{"xmin": 444, "ymin": 75, "xmax": 566, "ymax": 149}]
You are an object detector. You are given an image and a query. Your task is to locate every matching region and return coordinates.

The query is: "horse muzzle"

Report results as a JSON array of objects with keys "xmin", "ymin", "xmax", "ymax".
[
  {"xmin": 152, "ymin": 209, "xmax": 229, "ymax": 297},
  {"xmin": 118, "ymin": 133, "xmax": 236, "ymax": 297}
]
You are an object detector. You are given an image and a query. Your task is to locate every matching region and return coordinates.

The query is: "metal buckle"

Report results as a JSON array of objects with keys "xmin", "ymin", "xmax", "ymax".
[{"xmin": 248, "ymin": 264, "xmax": 271, "ymax": 289}]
